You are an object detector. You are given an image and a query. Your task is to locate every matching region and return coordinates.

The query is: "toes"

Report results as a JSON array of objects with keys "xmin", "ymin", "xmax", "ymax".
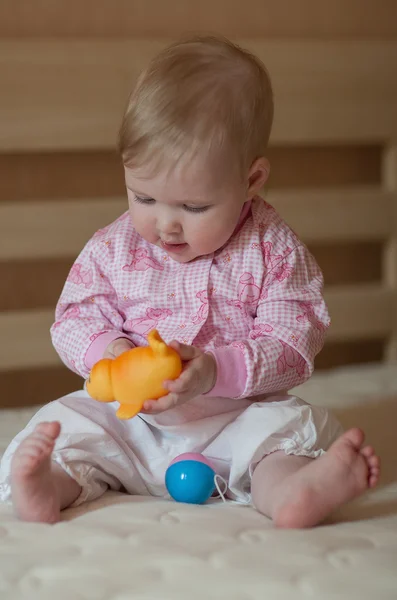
[
  {"xmin": 358, "ymin": 444, "xmax": 381, "ymax": 489},
  {"xmin": 31, "ymin": 431, "xmax": 57, "ymax": 445},
  {"xmin": 342, "ymin": 428, "xmax": 365, "ymax": 449},
  {"xmin": 358, "ymin": 445, "xmax": 381, "ymax": 483},
  {"xmin": 368, "ymin": 472, "xmax": 380, "ymax": 488},
  {"xmin": 35, "ymin": 422, "xmax": 61, "ymax": 440},
  {"xmin": 27, "ymin": 435, "xmax": 56, "ymax": 455},
  {"xmin": 367, "ymin": 454, "xmax": 380, "ymax": 469},
  {"xmin": 12, "ymin": 423, "xmax": 60, "ymax": 476},
  {"xmin": 360, "ymin": 445, "xmax": 375, "ymax": 458},
  {"xmin": 18, "ymin": 438, "xmax": 54, "ymax": 459},
  {"xmin": 17, "ymin": 428, "xmax": 57, "ymax": 457},
  {"xmin": 367, "ymin": 453, "xmax": 381, "ymax": 489},
  {"xmin": 368, "ymin": 462, "xmax": 381, "ymax": 482}
]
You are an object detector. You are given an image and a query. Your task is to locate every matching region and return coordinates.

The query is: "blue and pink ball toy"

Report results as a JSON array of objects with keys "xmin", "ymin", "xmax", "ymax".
[{"xmin": 165, "ymin": 453, "xmax": 218, "ymax": 504}]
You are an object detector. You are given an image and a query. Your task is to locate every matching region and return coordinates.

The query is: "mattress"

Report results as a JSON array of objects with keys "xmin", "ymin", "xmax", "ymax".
[{"xmin": 1, "ymin": 363, "xmax": 397, "ymax": 600}]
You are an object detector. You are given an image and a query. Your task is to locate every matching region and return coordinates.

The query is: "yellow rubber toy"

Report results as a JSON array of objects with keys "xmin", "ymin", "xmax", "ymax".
[{"xmin": 86, "ymin": 329, "xmax": 182, "ymax": 420}]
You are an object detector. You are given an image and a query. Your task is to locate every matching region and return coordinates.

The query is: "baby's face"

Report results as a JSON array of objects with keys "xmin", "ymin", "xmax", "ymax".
[{"xmin": 124, "ymin": 161, "xmax": 249, "ymax": 263}]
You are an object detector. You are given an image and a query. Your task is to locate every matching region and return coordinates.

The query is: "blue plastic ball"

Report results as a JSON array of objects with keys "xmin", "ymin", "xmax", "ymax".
[{"xmin": 165, "ymin": 459, "xmax": 216, "ymax": 504}]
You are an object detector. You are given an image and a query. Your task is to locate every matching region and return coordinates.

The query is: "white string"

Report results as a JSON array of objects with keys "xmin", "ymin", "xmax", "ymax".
[{"xmin": 214, "ymin": 474, "xmax": 228, "ymax": 503}]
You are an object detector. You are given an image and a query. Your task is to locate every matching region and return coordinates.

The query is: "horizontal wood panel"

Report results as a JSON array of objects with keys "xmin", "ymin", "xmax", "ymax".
[
  {"xmin": 0, "ymin": 1, "xmax": 396, "ymax": 38},
  {"xmin": 270, "ymin": 188, "xmax": 393, "ymax": 243},
  {"xmin": 0, "ymin": 188, "xmax": 390, "ymax": 260},
  {"xmin": 309, "ymin": 242, "xmax": 382, "ymax": 287},
  {"xmin": 0, "ymin": 310, "xmax": 60, "ymax": 370},
  {"xmin": 0, "ymin": 151, "xmax": 125, "ymax": 202},
  {"xmin": 268, "ymin": 146, "xmax": 381, "ymax": 190},
  {"xmin": 0, "ymin": 258, "xmax": 72, "ymax": 311},
  {"xmin": 0, "ymin": 147, "xmax": 381, "ymax": 203},
  {"xmin": 1, "ymin": 40, "xmax": 396, "ymax": 150},
  {"xmin": 324, "ymin": 285, "xmax": 395, "ymax": 341},
  {"xmin": 1, "ymin": 286, "xmax": 393, "ymax": 370},
  {"xmin": 0, "ymin": 366, "xmax": 82, "ymax": 409},
  {"xmin": 0, "ymin": 198, "xmax": 126, "ymax": 260},
  {"xmin": 316, "ymin": 340, "xmax": 383, "ymax": 370}
]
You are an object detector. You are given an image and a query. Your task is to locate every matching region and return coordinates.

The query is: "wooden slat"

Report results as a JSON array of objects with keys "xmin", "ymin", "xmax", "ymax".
[
  {"xmin": 0, "ymin": 198, "xmax": 126, "ymax": 260},
  {"xmin": 0, "ymin": 40, "xmax": 164, "ymax": 152},
  {"xmin": 269, "ymin": 187, "xmax": 393, "ymax": 243},
  {"xmin": 324, "ymin": 285, "xmax": 395, "ymax": 342},
  {"xmin": 0, "ymin": 151, "xmax": 125, "ymax": 203},
  {"xmin": 267, "ymin": 146, "xmax": 381, "ymax": 190},
  {"xmin": 316, "ymin": 340, "xmax": 383, "ymax": 370},
  {"xmin": 1, "ymin": 285, "xmax": 393, "ymax": 370},
  {"xmin": 1, "ymin": 40, "xmax": 396, "ymax": 150},
  {"xmin": 0, "ymin": 258, "xmax": 72, "ymax": 311},
  {"xmin": 310, "ymin": 242, "xmax": 381, "ymax": 286},
  {"xmin": 266, "ymin": 40, "xmax": 397, "ymax": 144},
  {"xmin": 0, "ymin": 310, "xmax": 59, "ymax": 370},
  {"xmin": 0, "ymin": 366, "xmax": 82, "ymax": 409},
  {"xmin": 1, "ymin": 0, "xmax": 396, "ymax": 38},
  {"xmin": 0, "ymin": 188, "xmax": 390, "ymax": 260}
]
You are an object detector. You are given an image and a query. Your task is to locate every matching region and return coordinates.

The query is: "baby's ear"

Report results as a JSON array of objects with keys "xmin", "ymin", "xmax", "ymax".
[{"xmin": 247, "ymin": 157, "xmax": 270, "ymax": 198}]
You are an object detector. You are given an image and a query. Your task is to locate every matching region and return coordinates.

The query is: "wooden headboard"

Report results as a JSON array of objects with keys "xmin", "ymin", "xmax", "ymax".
[{"xmin": 0, "ymin": 38, "xmax": 396, "ymax": 407}]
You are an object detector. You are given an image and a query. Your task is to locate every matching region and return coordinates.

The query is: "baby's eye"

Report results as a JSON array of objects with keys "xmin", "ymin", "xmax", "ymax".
[
  {"xmin": 134, "ymin": 195, "xmax": 155, "ymax": 205},
  {"xmin": 183, "ymin": 205, "xmax": 210, "ymax": 214}
]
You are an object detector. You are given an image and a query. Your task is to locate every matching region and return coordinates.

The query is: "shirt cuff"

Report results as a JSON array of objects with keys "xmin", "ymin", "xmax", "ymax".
[
  {"xmin": 204, "ymin": 347, "xmax": 247, "ymax": 398},
  {"xmin": 84, "ymin": 331, "xmax": 132, "ymax": 370}
]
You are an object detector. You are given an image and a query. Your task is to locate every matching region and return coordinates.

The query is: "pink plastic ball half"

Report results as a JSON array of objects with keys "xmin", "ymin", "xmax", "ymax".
[{"xmin": 170, "ymin": 453, "xmax": 214, "ymax": 471}]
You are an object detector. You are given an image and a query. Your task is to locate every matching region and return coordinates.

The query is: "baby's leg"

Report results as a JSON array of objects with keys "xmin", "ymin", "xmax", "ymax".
[
  {"xmin": 252, "ymin": 428, "xmax": 380, "ymax": 528},
  {"xmin": 11, "ymin": 422, "xmax": 81, "ymax": 523}
]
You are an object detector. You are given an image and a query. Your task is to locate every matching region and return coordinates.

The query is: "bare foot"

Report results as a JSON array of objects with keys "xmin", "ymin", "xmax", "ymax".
[
  {"xmin": 11, "ymin": 422, "xmax": 63, "ymax": 523},
  {"xmin": 273, "ymin": 428, "xmax": 381, "ymax": 529}
]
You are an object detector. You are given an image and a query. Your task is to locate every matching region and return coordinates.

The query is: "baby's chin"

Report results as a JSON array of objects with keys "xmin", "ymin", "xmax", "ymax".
[
  {"xmin": 166, "ymin": 248, "xmax": 201, "ymax": 263},
  {"xmin": 162, "ymin": 245, "xmax": 211, "ymax": 264}
]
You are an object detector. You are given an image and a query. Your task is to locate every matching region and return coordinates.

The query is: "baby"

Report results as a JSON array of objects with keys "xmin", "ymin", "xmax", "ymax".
[{"xmin": 0, "ymin": 36, "xmax": 380, "ymax": 526}]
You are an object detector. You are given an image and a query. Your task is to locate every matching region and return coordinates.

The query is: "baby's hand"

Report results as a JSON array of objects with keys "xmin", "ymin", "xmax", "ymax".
[
  {"xmin": 142, "ymin": 342, "xmax": 217, "ymax": 414},
  {"xmin": 103, "ymin": 338, "xmax": 134, "ymax": 359}
]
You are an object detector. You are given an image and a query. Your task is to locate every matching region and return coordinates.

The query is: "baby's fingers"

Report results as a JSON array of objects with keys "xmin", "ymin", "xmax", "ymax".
[
  {"xmin": 142, "ymin": 394, "xmax": 178, "ymax": 414},
  {"xmin": 169, "ymin": 341, "xmax": 201, "ymax": 362},
  {"xmin": 164, "ymin": 375, "xmax": 190, "ymax": 394}
]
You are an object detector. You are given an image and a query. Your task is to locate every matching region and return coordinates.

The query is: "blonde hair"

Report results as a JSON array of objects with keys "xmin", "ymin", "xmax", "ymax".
[{"xmin": 118, "ymin": 36, "xmax": 273, "ymax": 179}]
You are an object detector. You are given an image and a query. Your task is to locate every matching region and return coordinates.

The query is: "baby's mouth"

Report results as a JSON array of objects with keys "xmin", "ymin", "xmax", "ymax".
[{"xmin": 161, "ymin": 241, "xmax": 188, "ymax": 253}]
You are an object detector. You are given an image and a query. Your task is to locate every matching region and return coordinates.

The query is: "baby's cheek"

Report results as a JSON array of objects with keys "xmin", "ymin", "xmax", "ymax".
[
  {"xmin": 130, "ymin": 211, "xmax": 157, "ymax": 243},
  {"xmin": 201, "ymin": 215, "xmax": 236, "ymax": 246},
  {"xmin": 192, "ymin": 229, "xmax": 217, "ymax": 253}
]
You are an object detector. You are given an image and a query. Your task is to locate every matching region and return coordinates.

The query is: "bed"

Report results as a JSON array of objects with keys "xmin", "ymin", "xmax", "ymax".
[
  {"xmin": 0, "ymin": 365, "xmax": 397, "ymax": 599},
  {"xmin": 0, "ymin": 35, "xmax": 397, "ymax": 599}
]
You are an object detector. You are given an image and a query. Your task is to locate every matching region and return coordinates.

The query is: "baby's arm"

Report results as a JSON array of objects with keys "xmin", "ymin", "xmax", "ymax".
[
  {"xmin": 208, "ymin": 244, "xmax": 329, "ymax": 399},
  {"xmin": 51, "ymin": 235, "xmax": 133, "ymax": 378}
]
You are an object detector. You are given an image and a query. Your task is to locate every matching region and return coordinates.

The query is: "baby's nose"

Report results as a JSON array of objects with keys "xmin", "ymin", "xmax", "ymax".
[{"xmin": 159, "ymin": 219, "xmax": 182, "ymax": 235}]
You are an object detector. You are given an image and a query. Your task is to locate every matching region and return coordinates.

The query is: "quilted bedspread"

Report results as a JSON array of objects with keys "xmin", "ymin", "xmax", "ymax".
[{"xmin": 0, "ymin": 363, "xmax": 396, "ymax": 600}]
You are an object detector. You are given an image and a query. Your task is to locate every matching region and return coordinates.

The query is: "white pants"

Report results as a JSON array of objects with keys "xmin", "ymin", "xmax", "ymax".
[{"xmin": 0, "ymin": 390, "xmax": 342, "ymax": 506}]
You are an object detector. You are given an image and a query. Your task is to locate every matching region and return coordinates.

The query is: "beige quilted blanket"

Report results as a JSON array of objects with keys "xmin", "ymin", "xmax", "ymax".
[{"xmin": 0, "ymin": 363, "xmax": 396, "ymax": 599}]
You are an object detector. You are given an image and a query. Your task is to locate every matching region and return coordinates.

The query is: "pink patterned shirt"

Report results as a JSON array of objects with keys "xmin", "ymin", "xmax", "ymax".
[{"xmin": 51, "ymin": 197, "xmax": 330, "ymax": 399}]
